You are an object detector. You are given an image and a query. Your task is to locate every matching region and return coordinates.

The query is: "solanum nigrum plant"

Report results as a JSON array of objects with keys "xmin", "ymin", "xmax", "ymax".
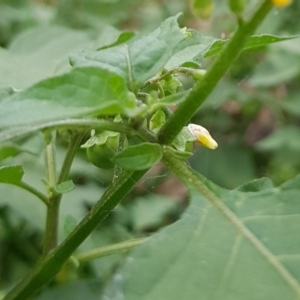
[{"xmin": 1, "ymin": 1, "xmax": 299, "ymax": 299}]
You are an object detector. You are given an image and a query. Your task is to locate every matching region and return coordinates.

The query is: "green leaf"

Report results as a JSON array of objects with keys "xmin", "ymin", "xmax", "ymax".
[
  {"xmin": 81, "ymin": 130, "xmax": 119, "ymax": 148},
  {"xmin": 36, "ymin": 279, "xmax": 103, "ymax": 300},
  {"xmin": 204, "ymin": 34, "xmax": 299, "ymax": 58},
  {"xmin": 0, "ymin": 26, "xmax": 94, "ymax": 89},
  {"xmin": 147, "ymin": 91, "xmax": 190, "ymax": 114},
  {"xmin": 172, "ymin": 127, "xmax": 195, "ymax": 151},
  {"xmin": 249, "ymin": 46, "xmax": 300, "ymax": 87},
  {"xmin": 0, "ymin": 165, "xmax": 24, "ymax": 185},
  {"xmin": 160, "ymin": 75, "xmax": 182, "ymax": 94},
  {"xmin": 70, "ymin": 14, "xmax": 188, "ymax": 86},
  {"xmin": 235, "ymin": 177, "xmax": 274, "ymax": 192},
  {"xmin": 53, "ymin": 180, "xmax": 75, "ymax": 194},
  {"xmin": 149, "ymin": 109, "xmax": 165, "ymax": 131},
  {"xmin": 0, "ymin": 145, "xmax": 20, "ymax": 161},
  {"xmin": 98, "ymin": 31, "xmax": 135, "ymax": 50},
  {"xmin": 0, "ymin": 67, "xmax": 137, "ymax": 130},
  {"xmin": 114, "ymin": 143, "xmax": 162, "ymax": 170},
  {"xmin": 129, "ymin": 195, "xmax": 178, "ymax": 231},
  {"xmin": 105, "ymin": 175, "xmax": 300, "ymax": 300},
  {"xmin": 256, "ymin": 126, "xmax": 300, "ymax": 152}
]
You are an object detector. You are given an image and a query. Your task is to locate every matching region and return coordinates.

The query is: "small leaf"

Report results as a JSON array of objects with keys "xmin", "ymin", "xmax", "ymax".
[
  {"xmin": 204, "ymin": 35, "xmax": 299, "ymax": 58},
  {"xmin": 172, "ymin": 127, "xmax": 195, "ymax": 151},
  {"xmin": 53, "ymin": 180, "xmax": 75, "ymax": 194},
  {"xmin": 0, "ymin": 145, "xmax": 20, "ymax": 161},
  {"xmin": 0, "ymin": 165, "xmax": 24, "ymax": 185},
  {"xmin": 160, "ymin": 75, "xmax": 182, "ymax": 94},
  {"xmin": 114, "ymin": 143, "xmax": 162, "ymax": 170},
  {"xmin": 81, "ymin": 130, "xmax": 119, "ymax": 148},
  {"xmin": 149, "ymin": 109, "xmax": 165, "ymax": 131}
]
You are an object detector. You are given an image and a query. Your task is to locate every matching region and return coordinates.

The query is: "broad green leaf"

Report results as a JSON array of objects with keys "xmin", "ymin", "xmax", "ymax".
[
  {"xmin": 129, "ymin": 195, "xmax": 178, "ymax": 231},
  {"xmin": 256, "ymin": 126, "xmax": 300, "ymax": 152},
  {"xmin": 105, "ymin": 174, "xmax": 300, "ymax": 300},
  {"xmin": 36, "ymin": 279, "xmax": 103, "ymax": 300},
  {"xmin": 70, "ymin": 15, "xmax": 188, "ymax": 86},
  {"xmin": 204, "ymin": 34, "xmax": 299, "ymax": 58},
  {"xmin": 98, "ymin": 31, "xmax": 135, "ymax": 50},
  {"xmin": 0, "ymin": 26, "xmax": 94, "ymax": 89},
  {"xmin": 165, "ymin": 30, "xmax": 215, "ymax": 69},
  {"xmin": 235, "ymin": 177, "xmax": 274, "ymax": 192},
  {"xmin": 114, "ymin": 143, "xmax": 162, "ymax": 170},
  {"xmin": 0, "ymin": 165, "xmax": 24, "ymax": 185},
  {"xmin": 0, "ymin": 47, "xmax": 47, "ymax": 90},
  {"xmin": 0, "ymin": 67, "xmax": 137, "ymax": 130},
  {"xmin": 190, "ymin": 143, "xmax": 255, "ymax": 188},
  {"xmin": 249, "ymin": 47, "xmax": 300, "ymax": 87}
]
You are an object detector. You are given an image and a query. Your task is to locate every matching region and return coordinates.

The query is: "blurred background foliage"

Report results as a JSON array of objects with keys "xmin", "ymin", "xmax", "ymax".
[{"xmin": 0, "ymin": 0, "xmax": 300, "ymax": 297}]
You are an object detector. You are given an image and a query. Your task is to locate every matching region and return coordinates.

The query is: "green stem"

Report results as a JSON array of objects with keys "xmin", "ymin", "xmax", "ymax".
[
  {"xmin": 4, "ymin": 169, "xmax": 146, "ymax": 300},
  {"xmin": 76, "ymin": 238, "xmax": 147, "ymax": 263},
  {"xmin": 17, "ymin": 182, "xmax": 49, "ymax": 206},
  {"xmin": 45, "ymin": 134, "xmax": 56, "ymax": 189},
  {"xmin": 157, "ymin": 0, "xmax": 273, "ymax": 145},
  {"xmin": 0, "ymin": 119, "xmax": 138, "ymax": 145},
  {"xmin": 140, "ymin": 67, "xmax": 202, "ymax": 90},
  {"xmin": 43, "ymin": 132, "xmax": 84, "ymax": 255},
  {"xmin": 113, "ymin": 133, "xmax": 126, "ymax": 182},
  {"xmin": 43, "ymin": 133, "xmax": 57, "ymax": 255}
]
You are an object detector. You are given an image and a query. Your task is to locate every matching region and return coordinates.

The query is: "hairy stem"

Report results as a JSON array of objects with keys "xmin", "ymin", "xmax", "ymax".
[{"xmin": 43, "ymin": 132, "xmax": 84, "ymax": 255}]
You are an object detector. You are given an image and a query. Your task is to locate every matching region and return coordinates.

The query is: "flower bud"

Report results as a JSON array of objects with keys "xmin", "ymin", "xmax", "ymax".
[{"xmin": 187, "ymin": 123, "xmax": 218, "ymax": 150}]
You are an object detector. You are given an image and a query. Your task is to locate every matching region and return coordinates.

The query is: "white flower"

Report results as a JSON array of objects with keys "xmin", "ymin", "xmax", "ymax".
[{"xmin": 187, "ymin": 123, "xmax": 218, "ymax": 150}]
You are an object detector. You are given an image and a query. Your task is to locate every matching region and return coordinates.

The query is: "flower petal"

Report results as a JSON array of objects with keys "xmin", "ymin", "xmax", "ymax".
[{"xmin": 187, "ymin": 123, "xmax": 218, "ymax": 150}]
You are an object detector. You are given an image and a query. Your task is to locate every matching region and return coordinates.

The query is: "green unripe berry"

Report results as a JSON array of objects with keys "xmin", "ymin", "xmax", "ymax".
[{"xmin": 86, "ymin": 135, "xmax": 119, "ymax": 169}]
